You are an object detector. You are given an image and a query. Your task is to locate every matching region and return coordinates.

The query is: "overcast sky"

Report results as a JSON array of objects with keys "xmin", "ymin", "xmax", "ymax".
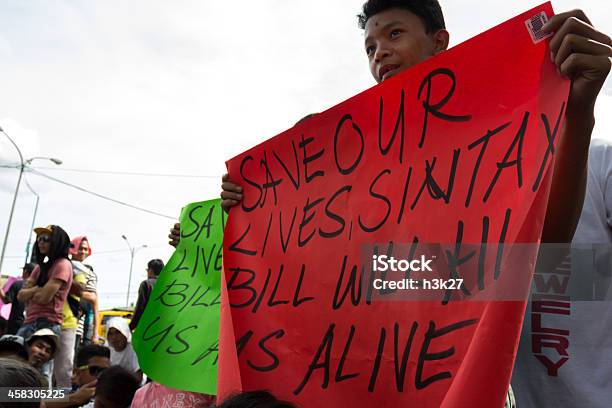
[{"xmin": 0, "ymin": 0, "xmax": 610, "ymax": 309}]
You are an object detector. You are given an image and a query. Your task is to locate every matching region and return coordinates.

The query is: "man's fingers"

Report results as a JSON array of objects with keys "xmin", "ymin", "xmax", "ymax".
[
  {"xmin": 555, "ymin": 34, "xmax": 612, "ymax": 68},
  {"xmin": 221, "ymin": 190, "xmax": 242, "ymax": 201},
  {"xmin": 220, "ymin": 174, "xmax": 243, "ymax": 215},
  {"xmin": 543, "ymin": 9, "xmax": 591, "ymax": 33},
  {"xmin": 549, "ymin": 16, "xmax": 611, "ymax": 56},
  {"xmin": 221, "ymin": 199, "xmax": 239, "ymax": 212},
  {"xmin": 222, "ymin": 198, "xmax": 239, "ymax": 206},
  {"xmin": 168, "ymin": 220, "xmax": 180, "ymax": 247},
  {"xmin": 222, "ymin": 181, "xmax": 243, "ymax": 193},
  {"xmin": 559, "ymin": 53, "xmax": 611, "ymax": 82}
]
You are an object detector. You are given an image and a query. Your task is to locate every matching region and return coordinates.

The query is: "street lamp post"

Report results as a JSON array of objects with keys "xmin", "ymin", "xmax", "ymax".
[
  {"xmin": 24, "ymin": 177, "xmax": 40, "ymax": 263},
  {"xmin": 0, "ymin": 126, "xmax": 63, "ymax": 272},
  {"xmin": 0, "ymin": 127, "xmax": 24, "ymax": 275},
  {"xmin": 121, "ymin": 235, "xmax": 147, "ymax": 308}
]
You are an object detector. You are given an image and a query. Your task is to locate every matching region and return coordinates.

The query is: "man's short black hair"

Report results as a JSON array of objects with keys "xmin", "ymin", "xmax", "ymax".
[
  {"xmin": 75, "ymin": 344, "xmax": 110, "ymax": 367},
  {"xmin": 215, "ymin": 391, "xmax": 296, "ymax": 408},
  {"xmin": 147, "ymin": 259, "xmax": 164, "ymax": 276},
  {"xmin": 357, "ymin": 0, "xmax": 445, "ymax": 33},
  {"xmin": 0, "ymin": 357, "xmax": 45, "ymax": 407},
  {"xmin": 95, "ymin": 365, "xmax": 140, "ymax": 407}
]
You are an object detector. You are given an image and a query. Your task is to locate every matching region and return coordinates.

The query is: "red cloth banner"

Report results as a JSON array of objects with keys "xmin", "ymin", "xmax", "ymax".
[{"xmin": 220, "ymin": 3, "xmax": 569, "ymax": 407}]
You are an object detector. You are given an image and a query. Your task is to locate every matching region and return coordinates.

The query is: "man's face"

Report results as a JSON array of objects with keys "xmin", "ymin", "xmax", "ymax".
[
  {"xmin": 74, "ymin": 355, "xmax": 110, "ymax": 386},
  {"xmin": 73, "ymin": 240, "xmax": 90, "ymax": 262},
  {"xmin": 364, "ymin": 8, "xmax": 439, "ymax": 83},
  {"xmin": 28, "ymin": 338, "xmax": 53, "ymax": 368},
  {"xmin": 107, "ymin": 328, "xmax": 127, "ymax": 352}
]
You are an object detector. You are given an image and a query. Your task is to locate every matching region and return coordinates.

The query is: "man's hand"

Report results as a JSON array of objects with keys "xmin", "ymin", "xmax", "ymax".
[
  {"xmin": 544, "ymin": 10, "xmax": 611, "ymax": 115},
  {"xmin": 71, "ymin": 380, "xmax": 96, "ymax": 405},
  {"xmin": 539, "ymin": 10, "xmax": 611, "ymax": 243},
  {"xmin": 168, "ymin": 223, "xmax": 180, "ymax": 248},
  {"xmin": 221, "ymin": 173, "xmax": 243, "ymax": 213},
  {"xmin": 46, "ymin": 380, "xmax": 97, "ymax": 408}
]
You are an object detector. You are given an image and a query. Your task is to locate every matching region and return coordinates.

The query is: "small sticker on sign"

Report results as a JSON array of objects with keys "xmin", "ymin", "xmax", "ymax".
[{"xmin": 525, "ymin": 11, "xmax": 553, "ymax": 43}]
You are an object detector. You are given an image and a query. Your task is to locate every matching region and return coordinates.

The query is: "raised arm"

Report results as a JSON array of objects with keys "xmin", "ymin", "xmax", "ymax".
[{"xmin": 540, "ymin": 10, "xmax": 611, "ymax": 243}]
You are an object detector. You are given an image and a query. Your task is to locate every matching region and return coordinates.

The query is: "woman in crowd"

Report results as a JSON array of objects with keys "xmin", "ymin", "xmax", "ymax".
[
  {"xmin": 106, "ymin": 317, "xmax": 143, "ymax": 383},
  {"xmin": 16, "ymin": 225, "xmax": 73, "ymax": 339}
]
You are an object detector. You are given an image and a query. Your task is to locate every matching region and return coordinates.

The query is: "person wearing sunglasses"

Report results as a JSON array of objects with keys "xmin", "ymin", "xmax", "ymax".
[
  {"xmin": 17, "ymin": 225, "xmax": 73, "ymax": 341},
  {"xmin": 46, "ymin": 344, "xmax": 111, "ymax": 408}
]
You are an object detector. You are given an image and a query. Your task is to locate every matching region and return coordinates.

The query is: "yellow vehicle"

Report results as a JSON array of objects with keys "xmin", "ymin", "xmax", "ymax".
[{"xmin": 96, "ymin": 308, "xmax": 133, "ymax": 344}]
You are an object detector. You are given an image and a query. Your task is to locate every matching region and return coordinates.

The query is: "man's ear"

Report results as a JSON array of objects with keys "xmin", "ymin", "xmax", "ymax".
[{"xmin": 431, "ymin": 29, "xmax": 450, "ymax": 55}]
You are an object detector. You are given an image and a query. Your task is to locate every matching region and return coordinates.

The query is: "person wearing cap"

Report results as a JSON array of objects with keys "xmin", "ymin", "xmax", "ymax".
[
  {"xmin": 0, "ymin": 263, "xmax": 35, "ymax": 334},
  {"xmin": 0, "ymin": 334, "xmax": 29, "ymax": 361},
  {"xmin": 26, "ymin": 328, "xmax": 58, "ymax": 372},
  {"xmin": 70, "ymin": 236, "xmax": 99, "ymax": 347},
  {"xmin": 16, "ymin": 225, "xmax": 73, "ymax": 340}
]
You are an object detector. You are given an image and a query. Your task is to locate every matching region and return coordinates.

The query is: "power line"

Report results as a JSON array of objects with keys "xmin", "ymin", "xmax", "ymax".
[
  {"xmin": 29, "ymin": 169, "xmax": 176, "ymax": 220},
  {"xmin": 29, "ymin": 166, "xmax": 220, "ymax": 179},
  {"xmin": 2, "ymin": 245, "xmax": 170, "ymax": 259},
  {"xmin": 92, "ymin": 249, "xmax": 129, "ymax": 255}
]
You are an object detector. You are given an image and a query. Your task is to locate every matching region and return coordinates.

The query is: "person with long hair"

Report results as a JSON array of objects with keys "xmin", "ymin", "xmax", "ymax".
[{"xmin": 16, "ymin": 225, "xmax": 73, "ymax": 339}]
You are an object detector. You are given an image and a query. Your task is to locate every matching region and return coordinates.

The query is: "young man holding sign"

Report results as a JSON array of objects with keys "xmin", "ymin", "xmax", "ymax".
[
  {"xmin": 164, "ymin": 1, "xmax": 611, "ymax": 406},
  {"xmin": 220, "ymin": 0, "xmax": 611, "ymax": 247}
]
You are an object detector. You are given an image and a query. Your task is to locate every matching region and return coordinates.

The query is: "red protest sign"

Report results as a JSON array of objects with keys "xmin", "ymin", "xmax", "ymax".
[{"xmin": 220, "ymin": 3, "xmax": 569, "ymax": 407}]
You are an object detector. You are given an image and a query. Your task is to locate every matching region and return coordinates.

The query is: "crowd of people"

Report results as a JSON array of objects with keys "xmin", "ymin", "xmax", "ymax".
[
  {"xmin": 0, "ymin": 225, "xmax": 190, "ymax": 407},
  {"xmin": 0, "ymin": 223, "xmax": 230, "ymax": 407},
  {"xmin": 1, "ymin": 0, "xmax": 611, "ymax": 407}
]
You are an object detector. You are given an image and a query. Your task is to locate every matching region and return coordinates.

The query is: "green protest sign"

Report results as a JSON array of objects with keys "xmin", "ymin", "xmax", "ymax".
[{"xmin": 133, "ymin": 198, "xmax": 224, "ymax": 394}]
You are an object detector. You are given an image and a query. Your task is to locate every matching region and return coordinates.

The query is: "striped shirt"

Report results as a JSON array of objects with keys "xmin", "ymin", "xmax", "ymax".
[{"xmin": 74, "ymin": 262, "xmax": 97, "ymax": 337}]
